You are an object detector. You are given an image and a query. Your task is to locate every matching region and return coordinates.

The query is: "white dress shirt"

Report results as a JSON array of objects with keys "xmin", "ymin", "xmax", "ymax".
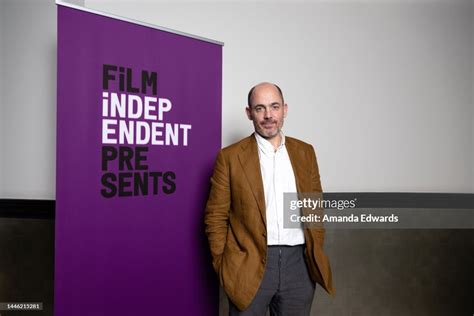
[{"xmin": 255, "ymin": 132, "xmax": 305, "ymax": 246}]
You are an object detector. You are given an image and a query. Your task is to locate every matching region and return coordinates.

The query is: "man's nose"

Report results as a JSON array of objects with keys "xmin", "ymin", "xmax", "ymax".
[{"xmin": 264, "ymin": 108, "xmax": 272, "ymax": 119}]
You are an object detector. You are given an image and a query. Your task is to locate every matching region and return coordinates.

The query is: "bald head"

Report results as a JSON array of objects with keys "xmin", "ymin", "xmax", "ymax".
[{"xmin": 247, "ymin": 82, "xmax": 284, "ymax": 108}]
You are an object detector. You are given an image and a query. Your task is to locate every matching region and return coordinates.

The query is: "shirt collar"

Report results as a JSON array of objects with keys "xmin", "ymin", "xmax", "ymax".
[{"xmin": 254, "ymin": 131, "xmax": 286, "ymax": 154}]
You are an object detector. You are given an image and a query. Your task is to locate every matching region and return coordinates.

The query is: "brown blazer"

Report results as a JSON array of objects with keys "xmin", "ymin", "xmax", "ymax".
[{"xmin": 204, "ymin": 134, "xmax": 335, "ymax": 311}]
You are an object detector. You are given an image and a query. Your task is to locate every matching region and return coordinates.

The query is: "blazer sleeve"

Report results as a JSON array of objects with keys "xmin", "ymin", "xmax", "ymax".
[
  {"xmin": 309, "ymin": 144, "xmax": 325, "ymax": 247},
  {"xmin": 204, "ymin": 150, "xmax": 230, "ymax": 273}
]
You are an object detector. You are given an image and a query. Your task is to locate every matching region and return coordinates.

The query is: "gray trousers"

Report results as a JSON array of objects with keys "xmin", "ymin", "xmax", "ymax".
[{"xmin": 229, "ymin": 245, "xmax": 315, "ymax": 316}]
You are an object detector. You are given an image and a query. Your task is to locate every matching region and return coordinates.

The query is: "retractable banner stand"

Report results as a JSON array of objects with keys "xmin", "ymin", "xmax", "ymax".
[{"xmin": 55, "ymin": 3, "xmax": 222, "ymax": 315}]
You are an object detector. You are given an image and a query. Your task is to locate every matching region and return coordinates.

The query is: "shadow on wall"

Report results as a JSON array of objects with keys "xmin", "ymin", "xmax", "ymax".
[
  {"xmin": 216, "ymin": 230, "xmax": 474, "ymax": 316},
  {"xmin": 0, "ymin": 217, "xmax": 54, "ymax": 316}
]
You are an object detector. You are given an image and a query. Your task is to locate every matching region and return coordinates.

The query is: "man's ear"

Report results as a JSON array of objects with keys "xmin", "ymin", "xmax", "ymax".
[
  {"xmin": 283, "ymin": 103, "xmax": 288, "ymax": 118},
  {"xmin": 245, "ymin": 107, "xmax": 252, "ymax": 120}
]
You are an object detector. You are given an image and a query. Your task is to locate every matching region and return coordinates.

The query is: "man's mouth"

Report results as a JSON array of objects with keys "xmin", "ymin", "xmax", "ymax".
[{"xmin": 261, "ymin": 121, "xmax": 276, "ymax": 128}]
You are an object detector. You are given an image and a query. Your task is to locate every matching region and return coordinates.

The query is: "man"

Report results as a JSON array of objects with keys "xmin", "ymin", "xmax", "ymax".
[{"xmin": 205, "ymin": 82, "xmax": 334, "ymax": 315}]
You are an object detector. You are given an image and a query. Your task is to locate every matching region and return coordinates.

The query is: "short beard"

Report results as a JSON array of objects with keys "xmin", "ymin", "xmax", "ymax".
[{"xmin": 256, "ymin": 128, "xmax": 280, "ymax": 139}]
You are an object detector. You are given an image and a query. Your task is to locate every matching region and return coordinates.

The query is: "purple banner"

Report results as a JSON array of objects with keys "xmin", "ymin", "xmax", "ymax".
[{"xmin": 55, "ymin": 5, "xmax": 222, "ymax": 316}]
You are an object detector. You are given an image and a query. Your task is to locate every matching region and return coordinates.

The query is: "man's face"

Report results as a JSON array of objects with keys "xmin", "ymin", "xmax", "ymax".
[{"xmin": 246, "ymin": 84, "xmax": 287, "ymax": 140}]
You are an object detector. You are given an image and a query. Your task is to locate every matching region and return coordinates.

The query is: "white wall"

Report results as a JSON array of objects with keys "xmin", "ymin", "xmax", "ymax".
[
  {"xmin": 0, "ymin": 0, "xmax": 472, "ymax": 198},
  {"xmin": 0, "ymin": 0, "xmax": 58, "ymax": 199},
  {"xmin": 0, "ymin": 0, "xmax": 4, "ymax": 196},
  {"xmin": 86, "ymin": 0, "xmax": 473, "ymax": 193}
]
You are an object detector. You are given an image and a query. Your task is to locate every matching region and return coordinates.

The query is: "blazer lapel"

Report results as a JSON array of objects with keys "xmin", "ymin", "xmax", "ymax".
[
  {"xmin": 238, "ymin": 134, "xmax": 267, "ymax": 226},
  {"xmin": 286, "ymin": 138, "xmax": 310, "ymax": 193}
]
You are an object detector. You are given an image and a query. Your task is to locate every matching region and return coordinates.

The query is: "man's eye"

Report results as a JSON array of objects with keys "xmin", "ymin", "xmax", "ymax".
[{"xmin": 255, "ymin": 107, "xmax": 262, "ymax": 112}]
